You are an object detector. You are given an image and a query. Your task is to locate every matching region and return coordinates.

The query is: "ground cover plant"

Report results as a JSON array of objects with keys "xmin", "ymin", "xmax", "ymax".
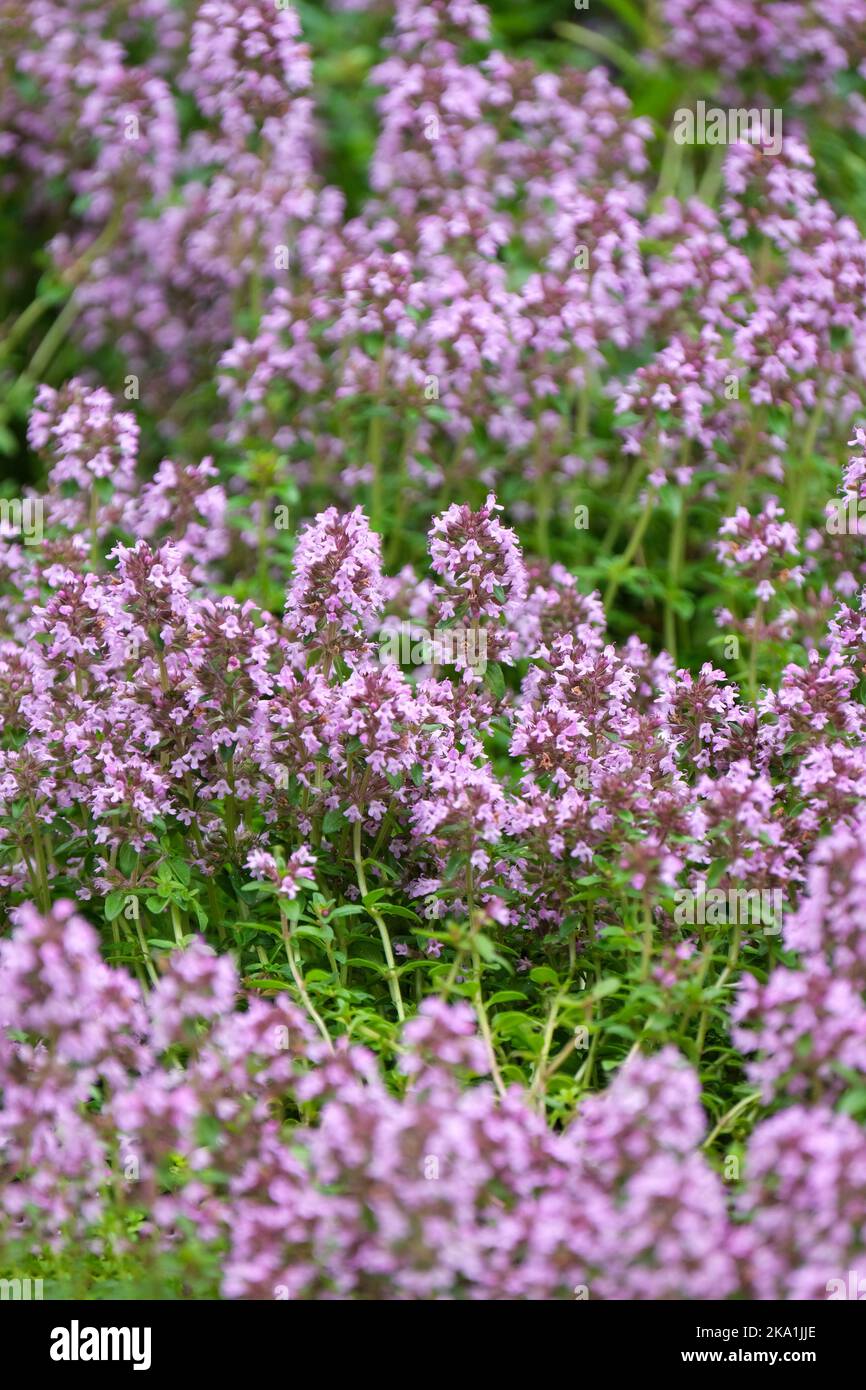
[{"xmin": 3, "ymin": 0, "xmax": 866, "ymax": 1300}]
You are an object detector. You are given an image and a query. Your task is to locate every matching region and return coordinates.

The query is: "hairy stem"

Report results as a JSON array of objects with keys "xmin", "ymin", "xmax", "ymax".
[{"xmin": 353, "ymin": 820, "xmax": 405, "ymax": 1022}]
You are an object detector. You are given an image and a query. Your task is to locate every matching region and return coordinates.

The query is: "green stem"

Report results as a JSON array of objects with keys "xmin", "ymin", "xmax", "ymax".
[
  {"xmin": 353, "ymin": 820, "xmax": 405, "ymax": 1023},
  {"xmin": 280, "ymin": 906, "xmax": 334, "ymax": 1053},
  {"xmin": 601, "ymin": 451, "xmax": 646, "ymax": 557},
  {"xmin": 135, "ymin": 912, "xmax": 159, "ymax": 988},
  {"xmin": 89, "ymin": 486, "xmax": 100, "ymax": 569},
  {"xmin": 790, "ymin": 392, "xmax": 825, "ymax": 533},
  {"xmin": 695, "ymin": 950, "xmax": 739, "ymax": 1060},
  {"xmin": 256, "ymin": 486, "xmax": 270, "ymax": 604},
  {"xmin": 22, "ymin": 292, "xmax": 81, "ymax": 384},
  {"xmin": 702, "ymin": 1090, "xmax": 761, "ymax": 1151},
  {"xmin": 224, "ymin": 752, "xmax": 238, "ymax": 854},
  {"xmin": 27, "ymin": 796, "xmax": 51, "ymax": 912},
  {"xmin": 639, "ymin": 896, "xmax": 654, "ymax": 982},
  {"xmin": 748, "ymin": 599, "xmax": 765, "ymax": 703},
  {"xmin": 730, "ymin": 416, "xmax": 760, "ymax": 511},
  {"xmin": 169, "ymin": 903, "xmax": 185, "ymax": 948},
  {"xmin": 470, "ymin": 942, "xmax": 507, "ymax": 1099},
  {"xmin": 442, "ymin": 948, "xmax": 466, "ymax": 996},
  {"xmin": 574, "ymin": 1023, "xmax": 601, "ymax": 1100},
  {"xmin": 368, "ymin": 347, "xmax": 388, "ymax": 532},
  {"xmin": 663, "ymin": 490, "xmax": 687, "ymax": 662},
  {"xmin": 535, "ymin": 467, "xmax": 552, "ymax": 560},
  {"xmin": 697, "ymin": 143, "xmax": 726, "ymax": 206},
  {"xmin": 530, "ymin": 963, "xmax": 575, "ymax": 1108},
  {"xmin": 0, "ymin": 296, "xmax": 54, "ymax": 364},
  {"xmin": 554, "ymin": 20, "xmax": 644, "ymax": 76},
  {"xmin": 465, "ymin": 857, "xmax": 506, "ymax": 1098},
  {"xmin": 651, "ymin": 115, "xmax": 687, "ymax": 210},
  {"xmin": 604, "ymin": 494, "xmax": 654, "ymax": 611},
  {"xmin": 385, "ymin": 424, "xmax": 416, "ymax": 568},
  {"xmin": 0, "ymin": 206, "xmax": 124, "ymax": 366}
]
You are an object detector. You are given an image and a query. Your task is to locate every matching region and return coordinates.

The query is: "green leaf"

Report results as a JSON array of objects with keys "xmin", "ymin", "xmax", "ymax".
[
  {"xmin": 118, "ymin": 843, "xmax": 138, "ymax": 876},
  {"xmin": 104, "ymin": 891, "xmax": 126, "ymax": 922},
  {"xmin": 369, "ymin": 902, "xmax": 421, "ymax": 922},
  {"xmin": 295, "ymin": 923, "xmax": 334, "ymax": 945},
  {"xmin": 484, "ymin": 661, "xmax": 506, "ymax": 700},
  {"xmin": 529, "ymin": 965, "xmax": 560, "ymax": 987},
  {"xmin": 362, "ymin": 887, "xmax": 390, "ymax": 908},
  {"xmin": 232, "ymin": 920, "xmax": 284, "ymax": 939},
  {"xmin": 0, "ymin": 424, "xmax": 19, "ymax": 455},
  {"xmin": 591, "ymin": 977, "xmax": 622, "ymax": 1001},
  {"xmin": 169, "ymin": 857, "xmax": 191, "ymax": 887},
  {"xmin": 345, "ymin": 956, "xmax": 389, "ymax": 976}
]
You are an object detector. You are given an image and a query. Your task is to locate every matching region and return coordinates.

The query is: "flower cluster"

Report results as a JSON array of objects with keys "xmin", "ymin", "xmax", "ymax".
[
  {"xmin": 5, "ymin": 903, "xmax": 866, "ymax": 1301},
  {"xmin": 4, "ymin": 0, "xmax": 866, "ymax": 1305},
  {"xmin": 662, "ymin": 0, "xmax": 866, "ymax": 131},
  {"xmin": 7, "ymin": 0, "xmax": 865, "ymax": 557}
]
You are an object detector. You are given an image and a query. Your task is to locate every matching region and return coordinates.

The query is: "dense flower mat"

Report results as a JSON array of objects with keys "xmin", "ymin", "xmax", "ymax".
[
  {"xmin": 3, "ymin": 0, "xmax": 866, "ymax": 1298},
  {"xmin": 3, "ymin": 899, "xmax": 865, "ymax": 1300}
]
